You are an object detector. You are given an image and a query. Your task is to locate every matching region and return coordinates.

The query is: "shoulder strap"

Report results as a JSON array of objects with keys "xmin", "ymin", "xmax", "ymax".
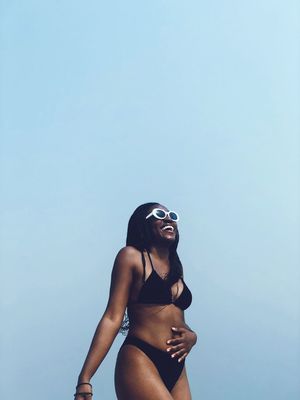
[
  {"xmin": 141, "ymin": 251, "xmax": 146, "ymax": 282},
  {"xmin": 146, "ymin": 250, "xmax": 155, "ymax": 271}
]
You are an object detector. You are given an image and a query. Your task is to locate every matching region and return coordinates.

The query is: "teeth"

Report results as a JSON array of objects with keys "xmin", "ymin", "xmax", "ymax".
[{"xmin": 162, "ymin": 225, "xmax": 174, "ymax": 232}]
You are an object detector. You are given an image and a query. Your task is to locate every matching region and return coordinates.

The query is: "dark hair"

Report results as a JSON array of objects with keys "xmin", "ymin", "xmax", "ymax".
[{"xmin": 126, "ymin": 202, "xmax": 183, "ymax": 282}]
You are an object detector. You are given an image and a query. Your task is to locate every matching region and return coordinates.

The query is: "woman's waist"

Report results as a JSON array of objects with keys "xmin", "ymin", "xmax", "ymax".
[
  {"xmin": 127, "ymin": 302, "xmax": 184, "ymax": 320},
  {"xmin": 126, "ymin": 328, "xmax": 172, "ymax": 351},
  {"xmin": 127, "ymin": 306, "xmax": 186, "ymax": 351}
]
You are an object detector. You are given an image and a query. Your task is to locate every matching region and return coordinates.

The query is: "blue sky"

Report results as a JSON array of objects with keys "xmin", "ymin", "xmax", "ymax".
[{"xmin": 1, "ymin": 1, "xmax": 300, "ymax": 399}]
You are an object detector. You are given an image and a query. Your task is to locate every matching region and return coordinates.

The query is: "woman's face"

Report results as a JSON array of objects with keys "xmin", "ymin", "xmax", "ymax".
[{"xmin": 147, "ymin": 204, "xmax": 178, "ymax": 245}]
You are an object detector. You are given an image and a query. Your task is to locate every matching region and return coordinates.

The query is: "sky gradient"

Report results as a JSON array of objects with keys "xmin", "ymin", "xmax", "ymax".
[{"xmin": 1, "ymin": 1, "xmax": 300, "ymax": 399}]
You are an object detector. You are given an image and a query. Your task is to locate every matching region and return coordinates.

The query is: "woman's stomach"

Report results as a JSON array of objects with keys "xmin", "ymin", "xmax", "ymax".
[{"xmin": 126, "ymin": 303, "xmax": 188, "ymax": 351}]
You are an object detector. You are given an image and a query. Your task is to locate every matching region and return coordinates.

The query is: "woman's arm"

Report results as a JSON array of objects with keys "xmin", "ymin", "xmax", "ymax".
[{"xmin": 75, "ymin": 247, "xmax": 137, "ymax": 391}]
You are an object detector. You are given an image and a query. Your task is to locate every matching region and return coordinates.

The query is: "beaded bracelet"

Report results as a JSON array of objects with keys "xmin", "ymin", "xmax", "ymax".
[
  {"xmin": 76, "ymin": 383, "xmax": 92, "ymax": 389},
  {"xmin": 74, "ymin": 391, "xmax": 93, "ymax": 398}
]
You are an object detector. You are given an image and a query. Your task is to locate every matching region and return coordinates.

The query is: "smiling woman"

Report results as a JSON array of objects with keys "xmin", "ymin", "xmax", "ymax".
[{"xmin": 74, "ymin": 203, "xmax": 197, "ymax": 400}]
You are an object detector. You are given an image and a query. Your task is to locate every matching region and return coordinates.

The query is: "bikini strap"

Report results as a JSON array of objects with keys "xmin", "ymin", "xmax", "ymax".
[
  {"xmin": 146, "ymin": 250, "xmax": 155, "ymax": 271},
  {"xmin": 141, "ymin": 251, "xmax": 146, "ymax": 282}
]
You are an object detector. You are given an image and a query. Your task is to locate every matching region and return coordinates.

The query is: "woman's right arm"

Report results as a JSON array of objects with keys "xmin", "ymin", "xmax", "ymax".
[{"xmin": 74, "ymin": 246, "xmax": 137, "ymax": 397}]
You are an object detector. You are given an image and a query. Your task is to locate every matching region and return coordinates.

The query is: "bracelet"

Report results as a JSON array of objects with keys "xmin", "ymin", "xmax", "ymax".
[
  {"xmin": 74, "ymin": 391, "xmax": 93, "ymax": 398},
  {"xmin": 76, "ymin": 383, "xmax": 92, "ymax": 389}
]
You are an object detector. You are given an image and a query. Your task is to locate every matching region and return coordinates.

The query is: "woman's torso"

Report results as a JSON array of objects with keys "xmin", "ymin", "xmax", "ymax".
[{"xmin": 126, "ymin": 250, "xmax": 192, "ymax": 350}]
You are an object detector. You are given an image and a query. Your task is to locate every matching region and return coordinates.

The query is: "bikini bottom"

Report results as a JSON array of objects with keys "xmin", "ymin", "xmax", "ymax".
[{"xmin": 121, "ymin": 335, "xmax": 185, "ymax": 392}]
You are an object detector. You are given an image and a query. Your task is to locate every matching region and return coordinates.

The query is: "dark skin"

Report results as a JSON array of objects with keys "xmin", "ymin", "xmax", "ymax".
[{"xmin": 75, "ymin": 205, "xmax": 197, "ymax": 399}]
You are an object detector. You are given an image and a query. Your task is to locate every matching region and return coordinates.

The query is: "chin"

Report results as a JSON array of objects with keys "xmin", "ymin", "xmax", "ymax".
[{"xmin": 161, "ymin": 235, "xmax": 176, "ymax": 245}]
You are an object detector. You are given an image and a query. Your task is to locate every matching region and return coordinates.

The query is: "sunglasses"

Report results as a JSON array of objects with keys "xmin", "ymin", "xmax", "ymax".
[{"xmin": 146, "ymin": 208, "xmax": 180, "ymax": 222}]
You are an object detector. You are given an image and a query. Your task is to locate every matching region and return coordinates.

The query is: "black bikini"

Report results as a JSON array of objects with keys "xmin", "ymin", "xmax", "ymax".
[
  {"xmin": 122, "ymin": 335, "xmax": 185, "ymax": 392},
  {"xmin": 137, "ymin": 250, "xmax": 192, "ymax": 309},
  {"xmin": 121, "ymin": 251, "xmax": 192, "ymax": 392}
]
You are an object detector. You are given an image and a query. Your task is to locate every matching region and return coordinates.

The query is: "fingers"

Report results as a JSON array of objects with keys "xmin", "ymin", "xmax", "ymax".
[
  {"xmin": 166, "ymin": 326, "xmax": 194, "ymax": 361},
  {"xmin": 167, "ymin": 343, "xmax": 184, "ymax": 353},
  {"xmin": 166, "ymin": 337, "xmax": 182, "ymax": 346},
  {"xmin": 166, "ymin": 326, "xmax": 188, "ymax": 344},
  {"xmin": 170, "ymin": 348, "xmax": 188, "ymax": 362},
  {"xmin": 166, "ymin": 343, "xmax": 188, "ymax": 359},
  {"xmin": 178, "ymin": 352, "xmax": 188, "ymax": 363},
  {"xmin": 171, "ymin": 326, "xmax": 185, "ymax": 334}
]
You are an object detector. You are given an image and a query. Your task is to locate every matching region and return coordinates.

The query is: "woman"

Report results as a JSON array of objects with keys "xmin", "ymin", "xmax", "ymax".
[{"xmin": 74, "ymin": 202, "xmax": 197, "ymax": 400}]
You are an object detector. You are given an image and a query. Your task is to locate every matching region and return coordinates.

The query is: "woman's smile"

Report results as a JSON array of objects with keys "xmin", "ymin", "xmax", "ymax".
[{"xmin": 161, "ymin": 225, "xmax": 174, "ymax": 232}]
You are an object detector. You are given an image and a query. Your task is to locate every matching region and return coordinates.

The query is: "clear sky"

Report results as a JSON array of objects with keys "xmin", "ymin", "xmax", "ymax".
[{"xmin": 1, "ymin": 1, "xmax": 299, "ymax": 399}]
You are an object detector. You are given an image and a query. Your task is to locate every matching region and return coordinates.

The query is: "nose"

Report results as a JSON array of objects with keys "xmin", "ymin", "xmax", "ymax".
[{"xmin": 164, "ymin": 213, "xmax": 174, "ymax": 223}]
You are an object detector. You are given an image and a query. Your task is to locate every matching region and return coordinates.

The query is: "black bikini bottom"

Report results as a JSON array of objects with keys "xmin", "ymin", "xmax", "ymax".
[{"xmin": 121, "ymin": 335, "xmax": 184, "ymax": 392}]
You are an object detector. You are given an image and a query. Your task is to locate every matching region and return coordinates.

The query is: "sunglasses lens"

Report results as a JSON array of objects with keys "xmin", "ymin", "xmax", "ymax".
[
  {"xmin": 169, "ymin": 211, "xmax": 179, "ymax": 221},
  {"xmin": 154, "ymin": 209, "xmax": 166, "ymax": 219}
]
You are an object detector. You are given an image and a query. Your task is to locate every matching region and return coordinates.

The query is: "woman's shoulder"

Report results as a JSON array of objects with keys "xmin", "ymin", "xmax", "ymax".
[{"xmin": 115, "ymin": 246, "xmax": 142, "ymax": 267}]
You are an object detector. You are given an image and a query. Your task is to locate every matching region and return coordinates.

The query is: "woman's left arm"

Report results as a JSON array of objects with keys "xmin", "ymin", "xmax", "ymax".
[{"xmin": 166, "ymin": 325, "xmax": 197, "ymax": 363}]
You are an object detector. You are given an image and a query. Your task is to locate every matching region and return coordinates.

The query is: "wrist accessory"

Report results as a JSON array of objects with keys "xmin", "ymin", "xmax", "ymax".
[
  {"xmin": 74, "ymin": 391, "xmax": 93, "ymax": 398},
  {"xmin": 76, "ymin": 383, "xmax": 92, "ymax": 389}
]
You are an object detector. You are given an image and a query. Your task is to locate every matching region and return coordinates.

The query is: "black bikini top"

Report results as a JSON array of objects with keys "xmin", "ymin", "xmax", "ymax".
[{"xmin": 136, "ymin": 251, "xmax": 192, "ymax": 310}]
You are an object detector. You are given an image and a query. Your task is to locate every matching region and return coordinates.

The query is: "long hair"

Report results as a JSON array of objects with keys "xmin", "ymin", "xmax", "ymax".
[{"xmin": 126, "ymin": 202, "xmax": 183, "ymax": 282}]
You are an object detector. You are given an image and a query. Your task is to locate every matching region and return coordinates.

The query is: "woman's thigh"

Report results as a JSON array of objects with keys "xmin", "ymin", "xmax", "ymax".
[
  {"xmin": 114, "ymin": 344, "xmax": 173, "ymax": 400},
  {"xmin": 171, "ymin": 367, "xmax": 192, "ymax": 400}
]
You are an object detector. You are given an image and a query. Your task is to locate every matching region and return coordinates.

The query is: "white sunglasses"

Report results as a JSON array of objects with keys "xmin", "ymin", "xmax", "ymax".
[{"xmin": 146, "ymin": 208, "xmax": 180, "ymax": 222}]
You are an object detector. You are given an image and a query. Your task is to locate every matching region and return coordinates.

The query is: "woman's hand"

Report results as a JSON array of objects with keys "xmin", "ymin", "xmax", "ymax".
[{"xmin": 166, "ymin": 326, "xmax": 197, "ymax": 363}]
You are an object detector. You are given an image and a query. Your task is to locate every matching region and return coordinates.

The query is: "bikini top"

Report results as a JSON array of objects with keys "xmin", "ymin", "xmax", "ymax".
[{"xmin": 136, "ymin": 251, "xmax": 192, "ymax": 310}]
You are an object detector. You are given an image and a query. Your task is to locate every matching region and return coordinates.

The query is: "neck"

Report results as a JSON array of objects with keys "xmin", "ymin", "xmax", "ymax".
[{"xmin": 149, "ymin": 244, "xmax": 170, "ymax": 261}]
